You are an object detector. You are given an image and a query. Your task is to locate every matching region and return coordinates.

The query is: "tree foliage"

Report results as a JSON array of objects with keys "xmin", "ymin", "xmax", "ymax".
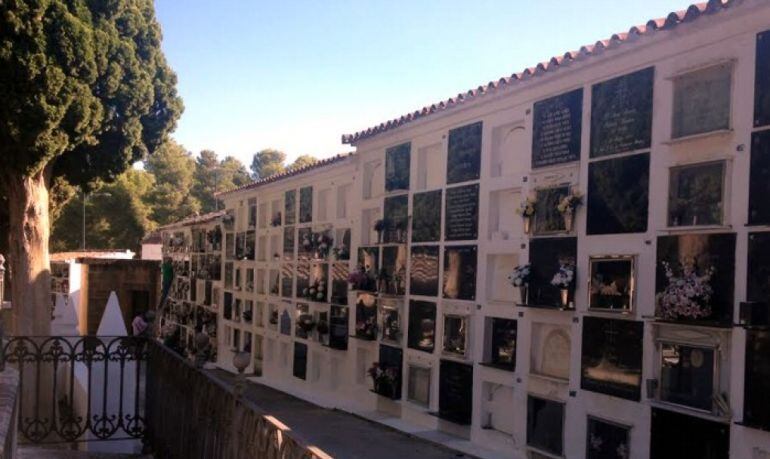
[
  {"xmin": 250, "ymin": 149, "xmax": 286, "ymax": 179},
  {"xmin": 290, "ymin": 155, "xmax": 318, "ymax": 170},
  {"xmin": 144, "ymin": 140, "xmax": 199, "ymax": 226},
  {"xmin": 193, "ymin": 150, "xmax": 250, "ymax": 213}
]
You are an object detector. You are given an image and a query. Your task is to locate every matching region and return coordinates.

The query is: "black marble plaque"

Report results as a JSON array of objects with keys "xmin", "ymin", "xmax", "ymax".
[
  {"xmin": 281, "ymin": 264, "xmax": 293, "ymax": 298},
  {"xmin": 744, "ymin": 330, "xmax": 770, "ymax": 430},
  {"xmin": 756, "ymin": 30, "xmax": 770, "ymax": 128},
  {"xmin": 329, "ymin": 305, "xmax": 349, "ymax": 350},
  {"xmin": 408, "ymin": 300, "xmax": 436, "ymax": 353},
  {"xmin": 412, "ymin": 190, "xmax": 441, "ymax": 243},
  {"xmin": 284, "ymin": 190, "xmax": 296, "ymax": 225},
  {"xmin": 443, "ymin": 245, "xmax": 477, "ymax": 301},
  {"xmin": 383, "ymin": 195, "xmax": 408, "ymax": 243},
  {"xmin": 223, "ymin": 292, "xmax": 233, "ymax": 320},
  {"xmin": 581, "ymin": 317, "xmax": 643, "ymax": 401},
  {"xmin": 280, "ymin": 309, "xmax": 291, "ymax": 335},
  {"xmin": 293, "ymin": 342, "xmax": 307, "ymax": 380},
  {"xmin": 749, "ymin": 232, "xmax": 770, "ymax": 308},
  {"xmin": 444, "ymin": 184, "xmax": 479, "ymax": 241},
  {"xmin": 527, "ymin": 396, "xmax": 564, "ymax": 456},
  {"xmin": 660, "ymin": 343, "xmax": 714, "ymax": 411},
  {"xmin": 385, "ymin": 142, "xmax": 411, "ymax": 192},
  {"xmin": 534, "ymin": 185, "xmax": 569, "ymax": 234},
  {"xmin": 446, "ymin": 121, "xmax": 482, "ymax": 184},
  {"xmin": 590, "ymin": 67, "xmax": 654, "ymax": 158},
  {"xmin": 377, "ymin": 345, "xmax": 403, "ymax": 399},
  {"xmin": 655, "ymin": 233, "xmax": 735, "ymax": 325},
  {"xmin": 532, "ymin": 88, "xmax": 583, "ymax": 168},
  {"xmin": 586, "ymin": 418, "xmax": 630, "ymax": 459},
  {"xmin": 528, "ymin": 237, "xmax": 577, "ymax": 308},
  {"xmin": 381, "ymin": 246, "xmax": 407, "ymax": 295},
  {"xmin": 283, "ymin": 227, "xmax": 295, "ymax": 260},
  {"xmin": 749, "ymin": 130, "xmax": 770, "ymax": 225},
  {"xmin": 331, "ymin": 263, "xmax": 348, "ymax": 305},
  {"xmin": 299, "ymin": 186, "xmax": 313, "ymax": 223},
  {"xmin": 410, "ymin": 246, "xmax": 440, "ymax": 297},
  {"xmin": 489, "ymin": 318, "xmax": 517, "ymax": 370},
  {"xmin": 438, "ymin": 360, "xmax": 473, "ymax": 425},
  {"xmin": 587, "ymin": 153, "xmax": 649, "ymax": 234},
  {"xmin": 650, "ymin": 408, "xmax": 729, "ymax": 459}
]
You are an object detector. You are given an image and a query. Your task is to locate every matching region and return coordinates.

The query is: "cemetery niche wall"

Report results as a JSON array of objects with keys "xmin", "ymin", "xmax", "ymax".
[
  {"xmin": 532, "ymin": 88, "xmax": 583, "ymax": 168},
  {"xmin": 580, "ymin": 317, "xmax": 643, "ymax": 401}
]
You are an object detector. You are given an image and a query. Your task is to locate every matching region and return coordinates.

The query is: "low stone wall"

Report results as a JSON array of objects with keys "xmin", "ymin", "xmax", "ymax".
[{"xmin": 0, "ymin": 367, "xmax": 19, "ymax": 459}]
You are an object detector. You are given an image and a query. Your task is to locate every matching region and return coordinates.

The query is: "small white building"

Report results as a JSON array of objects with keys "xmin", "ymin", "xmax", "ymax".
[{"xmin": 164, "ymin": 2, "xmax": 770, "ymax": 458}]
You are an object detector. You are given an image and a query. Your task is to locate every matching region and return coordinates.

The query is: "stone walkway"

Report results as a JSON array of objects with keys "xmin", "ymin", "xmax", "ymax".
[{"xmin": 208, "ymin": 369, "xmax": 475, "ymax": 459}]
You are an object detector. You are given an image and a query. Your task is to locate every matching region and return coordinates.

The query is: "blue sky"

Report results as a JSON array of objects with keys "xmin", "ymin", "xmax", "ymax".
[{"xmin": 154, "ymin": 0, "xmax": 690, "ymax": 165}]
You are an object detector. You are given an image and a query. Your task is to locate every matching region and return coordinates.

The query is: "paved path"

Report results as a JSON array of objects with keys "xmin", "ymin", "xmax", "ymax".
[{"xmin": 207, "ymin": 369, "xmax": 474, "ymax": 459}]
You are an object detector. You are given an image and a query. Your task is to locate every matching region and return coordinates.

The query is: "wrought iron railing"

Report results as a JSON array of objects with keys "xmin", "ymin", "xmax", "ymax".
[
  {"xmin": 145, "ymin": 343, "xmax": 331, "ymax": 459},
  {"xmin": 2, "ymin": 335, "xmax": 147, "ymax": 444}
]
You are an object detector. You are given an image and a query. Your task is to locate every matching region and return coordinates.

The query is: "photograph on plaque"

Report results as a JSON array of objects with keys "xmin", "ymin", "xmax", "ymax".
[
  {"xmin": 744, "ymin": 330, "xmax": 770, "ymax": 430},
  {"xmin": 408, "ymin": 300, "xmax": 436, "ymax": 353},
  {"xmin": 355, "ymin": 293, "xmax": 377, "ymax": 340},
  {"xmin": 383, "ymin": 195, "xmax": 409, "ymax": 243},
  {"xmin": 284, "ymin": 190, "xmax": 297, "ymax": 225},
  {"xmin": 444, "ymin": 184, "xmax": 479, "ymax": 241},
  {"xmin": 379, "ymin": 299, "xmax": 401, "ymax": 343},
  {"xmin": 590, "ymin": 66, "xmax": 654, "ymax": 158},
  {"xmin": 668, "ymin": 161, "xmax": 724, "ymax": 227},
  {"xmin": 587, "ymin": 153, "xmax": 649, "ymax": 235},
  {"xmin": 410, "ymin": 246, "xmax": 440, "ymax": 297},
  {"xmin": 443, "ymin": 315, "xmax": 468, "ymax": 356},
  {"xmin": 589, "ymin": 256, "xmax": 634, "ymax": 311},
  {"xmin": 532, "ymin": 88, "xmax": 583, "ymax": 168},
  {"xmin": 299, "ymin": 186, "xmax": 313, "ymax": 223},
  {"xmin": 412, "ymin": 190, "xmax": 442, "ymax": 243},
  {"xmin": 650, "ymin": 408, "xmax": 729, "ymax": 459},
  {"xmin": 331, "ymin": 263, "xmax": 349, "ymax": 305},
  {"xmin": 586, "ymin": 417, "xmax": 630, "ymax": 459},
  {"xmin": 438, "ymin": 360, "xmax": 473, "ymax": 425},
  {"xmin": 297, "ymin": 227, "xmax": 312, "ymax": 260},
  {"xmin": 755, "ymin": 30, "xmax": 770, "ymax": 128},
  {"xmin": 660, "ymin": 342, "xmax": 715, "ymax": 411},
  {"xmin": 749, "ymin": 130, "xmax": 770, "ymax": 225},
  {"xmin": 328, "ymin": 305, "xmax": 349, "ymax": 350},
  {"xmin": 375, "ymin": 345, "xmax": 403, "ymax": 399},
  {"xmin": 446, "ymin": 121, "xmax": 482, "ymax": 184},
  {"xmin": 283, "ymin": 227, "xmax": 295, "ymax": 260},
  {"xmin": 581, "ymin": 317, "xmax": 643, "ymax": 401},
  {"xmin": 534, "ymin": 185, "xmax": 569, "ymax": 234},
  {"xmin": 381, "ymin": 246, "xmax": 407, "ymax": 295},
  {"xmin": 526, "ymin": 396, "xmax": 564, "ymax": 457},
  {"xmin": 281, "ymin": 264, "xmax": 293, "ymax": 298},
  {"xmin": 223, "ymin": 291, "xmax": 233, "ymax": 320},
  {"xmin": 293, "ymin": 342, "xmax": 308, "ymax": 380},
  {"xmin": 443, "ymin": 245, "xmax": 477, "ymax": 301},
  {"xmin": 357, "ymin": 246, "xmax": 380, "ymax": 274},
  {"xmin": 655, "ymin": 233, "xmax": 735, "ymax": 325},
  {"xmin": 528, "ymin": 237, "xmax": 577, "ymax": 308},
  {"xmin": 385, "ymin": 142, "xmax": 411, "ymax": 192}
]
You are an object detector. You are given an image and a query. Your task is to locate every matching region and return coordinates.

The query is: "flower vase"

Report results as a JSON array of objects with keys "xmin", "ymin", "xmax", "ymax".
[
  {"xmin": 560, "ymin": 288, "xmax": 570, "ymax": 309},
  {"xmin": 519, "ymin": 285, "xmax": 528, "ymax": 304},
  {"xmin": 523, "ymin": 216, "xmax": 531, "ymax": 235},
  {"xmin": 563, "ymin": 212, "xmax": 573, "ymax": 232}
]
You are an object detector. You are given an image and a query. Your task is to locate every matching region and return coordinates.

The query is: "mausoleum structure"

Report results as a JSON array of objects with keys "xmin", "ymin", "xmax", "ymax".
[{"xmin": 161, "ymin": 1, "xmax": 770, "ymax": 457}]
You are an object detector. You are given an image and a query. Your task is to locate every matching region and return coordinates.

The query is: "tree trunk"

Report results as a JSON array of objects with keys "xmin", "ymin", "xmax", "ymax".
[{"xmin": 5, "ymin": 170, "xmax": 52, "ymax": 336}]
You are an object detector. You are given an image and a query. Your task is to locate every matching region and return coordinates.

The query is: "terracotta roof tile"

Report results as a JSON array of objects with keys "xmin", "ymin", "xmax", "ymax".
[
  {"xmin": 215, "ymin": 152, "xmax": 356, "ymax": 198},
  {"xmin": 157, "ymin": 209, "xmax": 227, "ymax": 230},
  {"xmin": 341, "ymin": 0, "xmax": 737, "ymax": 145}
]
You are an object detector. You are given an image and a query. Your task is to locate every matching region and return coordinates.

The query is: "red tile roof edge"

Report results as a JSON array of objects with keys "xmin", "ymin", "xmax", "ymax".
[
  {"xmin": 341, "ymin": 0, "xmax": 737, "ymax": 145},
  {"xmin": 157, "ymin": 209, "xmax": 227, "ymax": 231},
  {"xmin": 215, "ymin": 152, "xmax": 356, "ymax": 198}
]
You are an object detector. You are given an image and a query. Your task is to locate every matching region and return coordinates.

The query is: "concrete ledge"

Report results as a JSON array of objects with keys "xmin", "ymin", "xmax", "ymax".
[{"xmin": 0, "ymin": 367, "xmax": 20, "ymax": 459}]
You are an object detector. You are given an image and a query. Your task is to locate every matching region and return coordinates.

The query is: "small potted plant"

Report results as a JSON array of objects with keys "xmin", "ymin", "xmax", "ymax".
[
  {"xmin": 656, "ymin": 261, "xmax": 715, "ymax": 321},
  {"xmin": 516, "ymin": 197, "xmax": 537, "ymax": 235},
  {"xmin": 508, "ymin": 264, "xmax": 531, "ymax": 304},
  {"xmin": 551, "ymin": 262, "xmax": 576, "ymax": 308},
  {"xmin": 556, "ymin": 189, "xmax": 583, "ymax": 232},
  {"xmin": 312, "ymin": 231, "xmax": 334, "ymax": 259},
  {"xmin": 373, "ymin": 219, "xmax": 390, "ymax": 244}
]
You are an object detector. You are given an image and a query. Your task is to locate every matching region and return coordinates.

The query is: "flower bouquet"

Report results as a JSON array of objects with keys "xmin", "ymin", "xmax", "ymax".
[
  {"xmin": 551, "ymin": 263, "xmax": 575, "ymax": 308},
  {"xmin": 508, "ymin": 264, "xmax": 531, "ymax": 304},
  {"xmin": 312, "ymin": 231, "xmax": 334, "ymax": 259},
  {"xmin": 515, "ymin": 197, "xmax": 537, "ymax": 234},
  {"xmin": 556, "ymin": 190, "xmax": 583, "ymax": 232},
  {"xmin": 355, "ymin": 315, "xmax": 377, "ymax": 340},
  {"xmin": 368, "ymin": 362, "xmax": 399, "ymax": 399},
  {"xmin": 656, "ymin": 261, "xmax": 715, "ymax": 320},
  {"xmin": 302, "ymin": 279, "xmax": 327, "ymax": 302}
]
